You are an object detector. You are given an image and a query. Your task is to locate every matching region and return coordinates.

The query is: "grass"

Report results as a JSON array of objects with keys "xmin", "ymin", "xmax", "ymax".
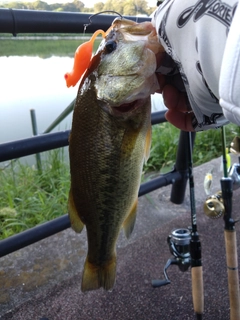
[
  {"xmin": 0, "ymin": 149, "xmax": 70, "ymax": 239},
  {"xmin": 0, "ymin": 38, "xmax": 101, "ymax": 57},
  {"xmin": 1, "ymin": 122, "xmax": 239, "ymax": 240},
  {"xmin": 144, "ymin": 122, "xmax": 240, "ymax": 173},
  {"xmin": 144, "ymin": 122, "xmax": 180, "ymax": 173}
]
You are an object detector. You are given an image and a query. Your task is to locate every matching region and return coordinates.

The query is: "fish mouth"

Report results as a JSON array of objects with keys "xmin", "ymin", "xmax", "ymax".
[{"xmin": 111, "ymin": 99, "xmax": 147, "ymax": 116}]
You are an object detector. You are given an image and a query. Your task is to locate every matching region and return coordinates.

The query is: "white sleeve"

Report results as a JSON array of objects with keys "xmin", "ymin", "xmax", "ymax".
[
  {"xmin": 219, "ymin": 2, "xmax": 240, "ymax": 126},
  {"xmin": 152, "ymin": 0, "xmax": 239, "ymax": 131}
]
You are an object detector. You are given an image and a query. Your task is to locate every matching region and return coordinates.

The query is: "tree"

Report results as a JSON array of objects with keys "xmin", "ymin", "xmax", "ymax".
[
  {"xmin": 72, "ymin": 0, "xmax": 84, "ymax": 11},
  {"xmin": 124, "ymin": 0, "xmax": 149, "ymax": 16},
  {"xmin": 103, "ymin": 0, "xmax": 124, "ymax": 15},
  {"xmin": 102, "ymin": 0, "xmax": 149, "ymax": 16},
  {"xmin": 31, "ymin": 0, "xmax": 50, "ymax": 10},
  {"xmin": 94, "ymin": 2, "xmax": 104, "ymax": 13},
  {"xmin": 53, "ymin": 7, "xmax": 64, "ymax": 12},
  {"xmin": 112, "ymin": 0, "xmax": 125, "ymax": 14},
  {"xmin": 2, "ymin": 1, "xmax": 28, "ymax": 9},
  {"xmin": 123, "ymin": 2, "xmax": 136, "ymax": 16},
  {"xmin": 0, "ymin": 0, "xmax": 154, "ymax": 15},
  {"xmin": 135, "ymin": 0, "xmax": 149, "ymax": 15}
]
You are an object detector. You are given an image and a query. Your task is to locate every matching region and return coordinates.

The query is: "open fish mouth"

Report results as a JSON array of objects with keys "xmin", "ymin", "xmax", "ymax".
[{"xmin": 111, "ymin": 99, "xmax": 147, "ymax": 116}]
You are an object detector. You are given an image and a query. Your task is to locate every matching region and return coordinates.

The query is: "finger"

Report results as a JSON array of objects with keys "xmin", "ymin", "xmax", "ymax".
[
  {"xmin": 155, "ymin": 73, "xmax": 166, "ymax": 93},
  {"xmin": 162, "ymin": 84, "xmax": 190, "ymax": 112},
  {"xmin": 155, "ymin": 51, "xmax": 166, "ymax": 69},
  {"xmin": 165, "ymin": 109, "xmax": 195, "ymax": 131}
]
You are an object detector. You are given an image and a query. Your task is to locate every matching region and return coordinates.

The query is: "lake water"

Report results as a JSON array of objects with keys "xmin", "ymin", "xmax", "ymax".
[
  {"xmin": 0, "ymin": 56, "xmax": 77, "ymax": 144},
  {"xmin": 0, "ymin": 55, "xmax": 165, "ymax": 165}
]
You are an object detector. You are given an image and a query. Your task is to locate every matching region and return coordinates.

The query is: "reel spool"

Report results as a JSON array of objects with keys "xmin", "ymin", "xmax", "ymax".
[
  {"xmin": 167, "ymin": 228, "xmax": 191, "ymax": 272},
  {"xmin": 203, "ymin": 157, "xmax": 240, "ymax": 219},
  {"xmin": 152, "ymin": 228, "xmax": 191, "ymax": 287}
]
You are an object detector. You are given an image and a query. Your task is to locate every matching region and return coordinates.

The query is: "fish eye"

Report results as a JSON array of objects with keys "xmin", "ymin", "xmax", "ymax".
[{"xmin": 105, "ymin": 40, "xmax": 117, "ymax": 53}]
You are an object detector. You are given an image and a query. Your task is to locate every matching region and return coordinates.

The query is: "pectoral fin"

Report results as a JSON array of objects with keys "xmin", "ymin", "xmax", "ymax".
[
  {"xmin": 68, "ymin": 188, "xmax": 84, "ymax": 233},
  {"xmin": 144, "ymin": 124, "xmax": 152, "ymax": 163},
  {"xmin": 122, "ymin": 198, "xmax": 138, "ymax": 239}
]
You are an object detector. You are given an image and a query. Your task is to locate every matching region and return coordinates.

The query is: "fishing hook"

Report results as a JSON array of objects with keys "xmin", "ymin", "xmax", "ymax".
[{"xmin": 83, "ymin": 11, "xmax": 123, "ymax": 32}]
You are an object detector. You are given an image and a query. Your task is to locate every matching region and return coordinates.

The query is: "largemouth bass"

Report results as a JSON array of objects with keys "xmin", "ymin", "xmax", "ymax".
[{"xmin": 67, "ymin": 18, "xmax": 163, "ymax": 292}]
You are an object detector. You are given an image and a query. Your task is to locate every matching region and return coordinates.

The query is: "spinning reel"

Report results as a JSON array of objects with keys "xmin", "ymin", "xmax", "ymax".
[
  {"xmin": 152, "ymin": 133, "xmax": 240, "ymax": 320},
  {"xmin": 152, "ymin": 228, "xmax": 192, "ymax": 287},
  {"xmin": 203, "ymin": 156, "xmax": 240, "ymax": 219}
]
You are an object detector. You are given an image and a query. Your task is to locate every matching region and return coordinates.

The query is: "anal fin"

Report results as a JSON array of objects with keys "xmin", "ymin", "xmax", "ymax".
[
  {"xmin": 68, "ymin": 188, "xmax": 84, "ymax": 233},
  {"xmin": 123, "ymin": 198, "xmax": 138, "ymax": 239}
]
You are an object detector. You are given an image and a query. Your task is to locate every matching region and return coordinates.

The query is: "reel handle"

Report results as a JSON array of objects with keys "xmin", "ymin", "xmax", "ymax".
[{"xmin": 151, "ymin": 279, "xmax": 170, "ymax": 287}]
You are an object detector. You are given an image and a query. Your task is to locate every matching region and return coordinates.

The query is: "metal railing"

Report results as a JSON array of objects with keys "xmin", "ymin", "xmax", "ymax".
[
  {"xmin": 0, "ymin": 111, "xmax": 192, "ymax": 257},
  {"xmin": 0, "ymin": 8, "xmax": 150, "ymax": 35},
  {"xmin": 0, "ymin": 9, "xmax": 192, "ymax": 258}
]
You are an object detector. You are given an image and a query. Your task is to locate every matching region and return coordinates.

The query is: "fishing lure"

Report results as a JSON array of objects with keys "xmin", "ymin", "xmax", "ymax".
[
  {"xmin": 64, "ymin": 11, "xmax": 123, "ymax": 88},
  {"xmin": 203, "ymin": 170, "xmax": 213, "ymax": 195},
  {"xmin": 64, "ymin": 29, "xmax": 109, "ymax": 88}
]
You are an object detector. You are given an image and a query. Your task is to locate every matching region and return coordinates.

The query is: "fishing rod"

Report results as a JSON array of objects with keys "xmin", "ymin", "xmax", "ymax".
[
  {"xmin": 187, "ymin": 131, "xmax": 204, "ymax": 320},
  {"xmin": 152, "ymin": 131, "xmax": 203, "ymax": 319},
  {"xmin": 220, "ymin": 126, "xmax": 240, "ymax": 320},
  {"xmin": 203, "ymin": 126, "xmax": 240, "ymax": 319}
]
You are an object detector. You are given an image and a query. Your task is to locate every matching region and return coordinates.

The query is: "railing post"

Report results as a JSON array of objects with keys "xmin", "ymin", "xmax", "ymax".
[
  {"xmin": 30, "ymin": 109, "xmax": 42, "ymax": 173},
  {"xmin": 44, "ymin": 99, "xmax": 75, "ymax": 134},
  {"xmin": 170, "ymin": 130, "xmax": 196, "ymax": 204}
]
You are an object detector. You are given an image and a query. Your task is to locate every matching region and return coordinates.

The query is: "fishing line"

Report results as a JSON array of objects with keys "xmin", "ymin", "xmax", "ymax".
[
  {"xmin": 83, "ymin": 11, "xmax": 123, "ymax": 33},
  {"xmin": 221, "ymin": 126, "xmax": 228, "ymax": 178},
  {"xmin": 134, "ymin": 0, "xmax": 139, "ymax": 22}
]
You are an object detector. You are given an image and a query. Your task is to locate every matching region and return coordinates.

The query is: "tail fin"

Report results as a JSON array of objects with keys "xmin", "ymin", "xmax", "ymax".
[{"xmin": 81, "ymin": 255, "xmax": 116, "ymax": 292}]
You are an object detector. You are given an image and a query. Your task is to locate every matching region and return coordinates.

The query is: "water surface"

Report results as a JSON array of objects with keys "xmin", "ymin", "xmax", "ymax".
[
  {"xmin": 0, "ymin": 56, "xmax": 77, "ymax": 144},
  {"xmin": 0, "ymin": 55, "xmax": 165, "ymax": 166}
]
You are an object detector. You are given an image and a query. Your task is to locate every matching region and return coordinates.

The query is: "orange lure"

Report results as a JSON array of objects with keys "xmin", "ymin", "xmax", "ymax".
[{"xmin": 64, "ymin": 28, "xmax": 112, "ymax": 88}]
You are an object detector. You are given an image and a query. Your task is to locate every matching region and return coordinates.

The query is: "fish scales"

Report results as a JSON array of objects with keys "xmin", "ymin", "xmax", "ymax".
[
  {"xmin": 67, "ymin": 18, "xmax": 163, "ymax": 292},
  {"xmin": 69, "ymin": 72, "xmax": 151, "ymax": 261}
]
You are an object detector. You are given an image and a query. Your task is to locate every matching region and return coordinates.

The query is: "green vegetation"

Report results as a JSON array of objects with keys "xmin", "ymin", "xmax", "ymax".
[
  {"xmin": 0, "ymin": 0, "xmax": 156, "ymax": 16},
  {"xmin": 0, "ymin": 149, "xmax": 70, "ymax": 239},
  {"xmin": 145, "ymin": 122, "xmax": 240, "ymax": 172},
  {"xmin": 1, "ymin": 122, "xmax": 239, "ymax": 240},
  {"xmin": 0, "ymin": 38, "xmax": 101, "ymax": 57}
]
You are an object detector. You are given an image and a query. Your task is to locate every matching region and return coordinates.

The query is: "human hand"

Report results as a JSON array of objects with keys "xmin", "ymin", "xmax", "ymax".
[{"xmin": 155, "ymin": 53, "xmax": 195, "ymax": 132}]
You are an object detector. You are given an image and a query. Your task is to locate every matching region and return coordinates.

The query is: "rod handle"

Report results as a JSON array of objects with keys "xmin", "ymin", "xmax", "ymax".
[
  {"xmin": 224, "ymin": 230, "xmax": 240, "ymax": 320},
  {"xmin": 191, "ymin": 266, "xmax": 204, "ymax": 317}
]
